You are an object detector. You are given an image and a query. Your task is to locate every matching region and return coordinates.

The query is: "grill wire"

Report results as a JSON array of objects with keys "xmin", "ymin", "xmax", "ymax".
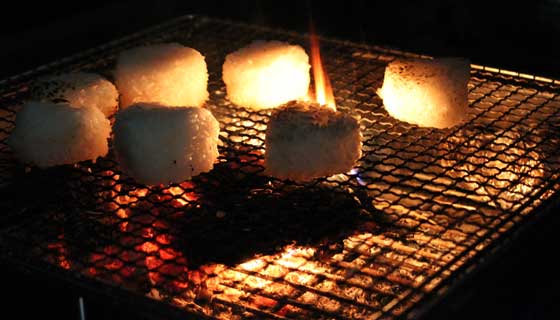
[{"xmin": 1, "ymin": 15, "xmax": 560, "ymax": 319}]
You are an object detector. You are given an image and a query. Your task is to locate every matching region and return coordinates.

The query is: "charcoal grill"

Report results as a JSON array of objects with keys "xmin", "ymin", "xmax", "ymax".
[{"xmin": 1, "ymin": 15, "xmax": 560, "ymax": 319}]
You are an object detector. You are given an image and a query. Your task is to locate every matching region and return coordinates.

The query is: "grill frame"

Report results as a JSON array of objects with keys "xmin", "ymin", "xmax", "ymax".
[{"xmin": 1, "ymin": 14, "xmax": 560, "ymax": 319}]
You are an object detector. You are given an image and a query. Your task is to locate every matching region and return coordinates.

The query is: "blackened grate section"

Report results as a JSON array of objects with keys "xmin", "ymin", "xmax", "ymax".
[{"xmin": 1, "ymin": 15, "xmax": 560, "ymax": 319}]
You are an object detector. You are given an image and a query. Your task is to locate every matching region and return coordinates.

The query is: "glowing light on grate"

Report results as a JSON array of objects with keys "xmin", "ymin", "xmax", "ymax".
[
  {"xmin": 366, "ymin": 129, "xmax": 547, "ymax": 219},
  {"xmin": 439, "ymin": 132, "xmax": 546, "ymax": 211}
]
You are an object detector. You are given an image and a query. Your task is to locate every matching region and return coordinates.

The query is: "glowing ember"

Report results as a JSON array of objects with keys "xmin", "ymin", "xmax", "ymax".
[
  {"xmin": 131, "ymin": 188, "xmax": 149, "ymax": 197},
  {"xmin": 137, "ymin": 241, "xmax": 159, "ymax": 253},
  {"xmin": 167, "ymin": 186, "xmax": 184, "ymax": 196},
  {"xmin": 156, "ymin": 234, "xmax": 173, "ymax": 245},
  {"xmin": 141, "ymin": 227, "xmax": 155, "ymax": 239},
  {"xmin": 59, "ymin": 259, "xmax": 71, "ymax": 270},
  {"xmin": 115, "ymin": 195, "xmax": 135, "ymax": 205},
  {"xmin": 116, "ymin": 208, "xmax": 130, "ymax": 219},
  {"xmin": 146, "ymin": 256, "xmax": 164, "ymax": 270},
  {"xmin": 309, "ymin": 25, "xmax": 336, "ymax": 111},
  {"xmin": 239, "ymin": 258, "xmax": 267, "ymax": 271},
  {"xmin": 165, "ymin": 184, "xmax": 199, "ymax": 204},
  {"xmin": 159, "ymin": 248, "xmax": 178, "ymax": 261},
  {"xmin": 104, "ymin": 259, "xmax": 124, "ymax": 271}
]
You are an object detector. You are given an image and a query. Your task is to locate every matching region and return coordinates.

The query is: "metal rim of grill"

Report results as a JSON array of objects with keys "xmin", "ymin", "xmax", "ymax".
[{"xmin": 1, "ymin": 15, "xmax": 560, "ymax": 319}]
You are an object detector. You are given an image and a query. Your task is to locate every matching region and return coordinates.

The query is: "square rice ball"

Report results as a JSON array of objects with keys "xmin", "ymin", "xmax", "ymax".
[
  {"xmin": 115, "ymin": 43, "xmax": 209, "ymax": 109},
  {"xmin": 8, "ymin": 101, "xmax": 111, "ymax": 168},
  {"xmin": 113, "ymin": 103, "xmax": 220, "ymax": 185},
  {"xmin": 265, "ymin": 101, "xmax": 362, "ymax": 181},
  {"xmin": 377, "ymin": 57, "xmax": 470, "ymax": 128},
  {"xmin": 223, "ymin": 40, "xmax": 310, "ymax": 110}
]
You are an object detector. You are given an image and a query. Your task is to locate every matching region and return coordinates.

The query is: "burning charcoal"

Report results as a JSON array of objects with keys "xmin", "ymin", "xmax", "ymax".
[
  {"xmin": 115, "ymin": 43, "xmax": 208, "ymax": 108},
  {"xmin": 222, "ymin": 41, "xmax": 310, "ymax": 110},
  {"xmin": 264, "ymin": 101, "xmax": 362, "ymax": 181},
  {"xmin": 30, "ymin": 72, "xmax": 119, "ymax": 117},
  {"xmin": 176, "ymin": 185, "xmax": 365, "ymax": 267},
  {"xmin": 8, "ymin": 101, "xmax": 110, "ymax": 167},
  {"xmin": 378, "ymin": 57, "xmax": 470, "ymax": 128},
  {"xmin": 113, "ymin": 103, "xmax": 220, "ymax": 185}
]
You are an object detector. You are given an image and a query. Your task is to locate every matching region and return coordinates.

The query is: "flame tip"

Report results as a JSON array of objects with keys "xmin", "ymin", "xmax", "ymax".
[{"xmin": 309, "ymin": 26, "xmax": 336, "ymax": 111}]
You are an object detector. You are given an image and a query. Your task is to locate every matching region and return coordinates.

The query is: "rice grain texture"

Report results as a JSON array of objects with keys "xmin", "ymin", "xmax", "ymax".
[
  {"xmin": 115, "ymin": 43, "xmax": 209, "ymax": 109},
  {"xmin": 223, "ymin": 41, "xmax": 310, "ymax": 110},
  {"xmin": 265, "ymin": 101, "xmax": 362, "ymax": 181},
  {"xmin": 113, "ymin": 103, "xmax": 220, "ymax": 185},
  {"xmin": 8, "ymin": 101, "xmax": 111, "ymax": 167},
  {"xmin": 30, "ymin": 72, "xmax": 119, "ymax": 117},
  {"xmin": 378, "ymin": 58, "xmax": 470, "ymax": 128}
]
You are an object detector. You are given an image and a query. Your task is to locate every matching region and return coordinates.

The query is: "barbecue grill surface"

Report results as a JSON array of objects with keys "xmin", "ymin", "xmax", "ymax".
[{"xmin": 1, "ymin": 15, "xmax": 560, "ymax": 320}]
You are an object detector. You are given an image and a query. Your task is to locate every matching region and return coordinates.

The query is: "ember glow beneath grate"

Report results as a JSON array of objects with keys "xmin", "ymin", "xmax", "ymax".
[{"xmin": 1, "ymin": 15, "xmax": 560, "ymax": 320}]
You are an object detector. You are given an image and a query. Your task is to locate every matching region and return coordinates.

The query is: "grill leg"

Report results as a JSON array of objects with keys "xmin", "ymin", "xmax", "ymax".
[{"xmin": 79, "ymin": 296, "xmax": 86, "ymax": 320}]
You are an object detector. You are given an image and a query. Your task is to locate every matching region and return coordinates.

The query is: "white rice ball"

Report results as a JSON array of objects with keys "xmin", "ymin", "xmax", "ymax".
[
  {"xmin": 113, "ymin": 103, "xmax": 220, "ymax": 185},
  {"xmin": 223, "ymin": 40, "xmax": 310, "ymax": 110},
  {"xmin": 30, "ymin": 72, "xmax": 119, "ymax": 117},
  {"xmin": 265, "ymin": 101, "xmax": 362, "ymax": 181},
  {"xmin": 8, "ymin": 101, "xmax": 111, "ymax": 167},
  {"xmin": 377, "ymin": 58, "xmax": 470, "ymax": 128},
  {"xmin": 115, "ymin": 43, "xmax": 209, "ymax": 108}
]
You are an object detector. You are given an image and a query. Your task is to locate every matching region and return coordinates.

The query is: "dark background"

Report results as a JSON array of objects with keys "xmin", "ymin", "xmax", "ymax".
[
  {"xmin": 2, "ymin": 1, "xmax": 560, "ymax": 79},
  {"xmin": 1, "ymin": 1, "xmax": 560, "ymax": 319}
]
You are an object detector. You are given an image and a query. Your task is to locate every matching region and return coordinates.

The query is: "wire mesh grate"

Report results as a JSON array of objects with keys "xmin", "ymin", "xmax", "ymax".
[{"xmin": 1, "ymin": 15, "xmax": 560, "ymax": 319}]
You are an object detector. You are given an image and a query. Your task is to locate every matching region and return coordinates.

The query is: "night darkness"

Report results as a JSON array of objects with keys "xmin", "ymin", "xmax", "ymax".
[
  {"xmin": 2, "ymin": 1, "xmax": 560, "ymax": 79},
  {"xmin": 1, "ymin": 1, "xmax": 560, "ymax": 319}
]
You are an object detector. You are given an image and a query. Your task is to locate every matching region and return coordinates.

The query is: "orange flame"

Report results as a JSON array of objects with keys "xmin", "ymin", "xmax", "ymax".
[{"xmin": 310, "ymin": 25, "xmax": 336, "ymax": 111}]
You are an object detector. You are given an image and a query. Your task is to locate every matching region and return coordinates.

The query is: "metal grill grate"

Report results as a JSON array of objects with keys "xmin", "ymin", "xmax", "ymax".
[{"xmin": 1, "ymin": 15, "xmax": 560, "ymax": 319}]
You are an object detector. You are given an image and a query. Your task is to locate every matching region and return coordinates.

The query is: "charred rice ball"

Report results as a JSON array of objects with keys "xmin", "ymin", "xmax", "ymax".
[
  {"xmin": 115, "ymin": 43, "xmax": 209, "ymax": 108},
  {"xmin": 30, "ymin": 72, "xmax": 119, "ymax": 117},
  {"xmin": 377, "ymin": 58, "xmax": 470, "ymax": 128},
  {"xmin": 113, "ymin": 103, "xmax": 220, "ymax": 185},
  {"xmin": 223, "ymin": 40, "xmax": 310, "ymax": 110},
  {"xmin": 8, "ymin": 101, "xmax": 111, "ymax": 167},
  {"xmin": 265, "ymin": 101, "xmax": 362, "ymax": 181}
]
